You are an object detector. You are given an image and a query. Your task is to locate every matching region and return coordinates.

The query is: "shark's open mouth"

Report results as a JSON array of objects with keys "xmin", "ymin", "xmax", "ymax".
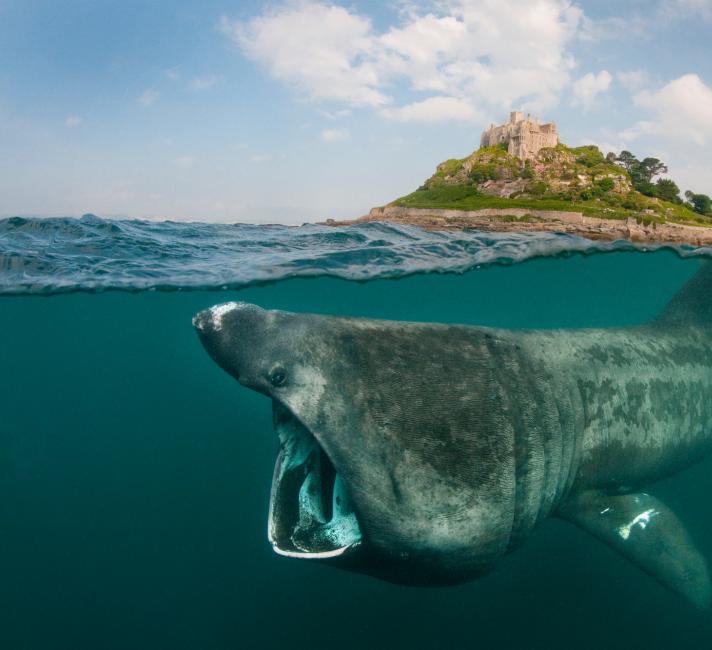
[{"xmin": 268, "ymin": 402, "xmax": 362, "ymax": 558}]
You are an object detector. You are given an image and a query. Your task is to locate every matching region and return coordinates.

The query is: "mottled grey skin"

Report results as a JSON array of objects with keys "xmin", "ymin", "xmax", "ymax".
[{"xmin": 193, "ymin": 264, "xmax": 712, "ymax": 607}]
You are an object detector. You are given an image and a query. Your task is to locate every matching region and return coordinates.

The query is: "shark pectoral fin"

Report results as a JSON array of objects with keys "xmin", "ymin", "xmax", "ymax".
[{"xmin": 558, "ymin": 491, "xmax": 711, "ymax": 609}]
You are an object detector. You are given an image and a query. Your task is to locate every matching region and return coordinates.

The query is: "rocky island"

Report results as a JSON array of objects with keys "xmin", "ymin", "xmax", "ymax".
[{"xmin": 326, "ymin": 112, "xmax": 712, "ymax": 245}]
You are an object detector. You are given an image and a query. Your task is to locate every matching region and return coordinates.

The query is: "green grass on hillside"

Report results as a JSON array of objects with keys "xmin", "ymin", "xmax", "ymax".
[
  {"xmin": 391, "ymin": 185, "xmax": 712, "ymax": 228},
  {"xmin": 393, "ymin": 186, "xmax": 633, "ymax": 220}
]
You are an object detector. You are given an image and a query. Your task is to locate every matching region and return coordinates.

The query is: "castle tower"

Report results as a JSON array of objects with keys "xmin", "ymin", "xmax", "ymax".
[{"xmin": 480, "ymin": 112, "xmax": 559, "ymax": 161}]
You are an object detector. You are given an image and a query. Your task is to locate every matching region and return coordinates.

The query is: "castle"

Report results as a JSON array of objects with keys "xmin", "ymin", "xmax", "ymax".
[{"xmin": 480, "ymin": 111, "xmax": 559, "ymax": 161}]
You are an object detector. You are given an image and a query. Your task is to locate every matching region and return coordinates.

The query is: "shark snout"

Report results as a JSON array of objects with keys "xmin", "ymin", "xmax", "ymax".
[
  {"xmin": 192, "ymin": 309, "xmax": 213, "ymax": 334},
  {"xmin": 192, "ymin": 303, "xmax": 245, "ymax": 375},
  {"xmin": 193, "ymin": 302, "xmax": 244, "ymax": 335},
  {"xmin": 193, "ymin": 302, "xmax": 269, "ymax": 381}
]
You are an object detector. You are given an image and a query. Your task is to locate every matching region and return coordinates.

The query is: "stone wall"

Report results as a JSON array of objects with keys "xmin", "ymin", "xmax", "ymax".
[{"xmin": 346, "ymin": 206, "xmax": 712, "ymax": 245}]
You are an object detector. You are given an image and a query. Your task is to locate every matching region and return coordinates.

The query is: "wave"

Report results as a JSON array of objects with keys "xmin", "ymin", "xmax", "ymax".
[{"xmin": 1, "ymin": 214, "xmax": 711, "ymax": 295}]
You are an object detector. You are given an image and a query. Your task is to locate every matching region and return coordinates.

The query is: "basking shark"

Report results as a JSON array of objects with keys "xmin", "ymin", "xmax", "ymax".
[{"xmin": 193, "ymin": 263, "xmax": 712, "ymax": 608}]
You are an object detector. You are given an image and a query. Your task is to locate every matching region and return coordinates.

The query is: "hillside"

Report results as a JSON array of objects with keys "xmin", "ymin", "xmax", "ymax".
[{"xmin": 389, "ymin": 143, "xmax": 710, "ymax": 228}]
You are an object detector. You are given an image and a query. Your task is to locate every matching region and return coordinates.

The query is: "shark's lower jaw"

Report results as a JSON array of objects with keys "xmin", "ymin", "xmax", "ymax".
[{"xmin": 268, "ymin": 402, "xmax": 362, "ymax": 559}]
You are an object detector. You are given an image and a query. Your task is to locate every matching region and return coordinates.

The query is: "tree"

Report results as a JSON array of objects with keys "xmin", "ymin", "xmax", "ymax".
[
  {"xmin": 638, "ymin": 158, "xmax": 668, "ymax": 183},
  {"xmin": 613, "ymin": 151, "xmax": 669, "ymax": 197},
  {"xmin": 628, "ymin": 157, "xmax": 667, "ymax": 189},
  {"xmin": 655, "ymin": 178, "xmax": 681, "ymax": 203},
  {"xmin": 615, "ymin": 151, "xmax": 638, "ymax": 173},
  {"xmin": 685, "ymin": 191, "xmax": 712, "ymax": 215}
]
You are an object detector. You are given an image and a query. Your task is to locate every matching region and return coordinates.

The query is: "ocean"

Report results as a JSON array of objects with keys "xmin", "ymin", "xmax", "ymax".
[{"xmin": 2, "ymin": 215, "xmax": 712, "ymax": 649}]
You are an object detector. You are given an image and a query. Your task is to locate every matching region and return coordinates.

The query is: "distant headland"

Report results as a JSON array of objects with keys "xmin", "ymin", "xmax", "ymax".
[{"xmin": 326, "ymin": 112, "xmax": 712, "ymax": 245}]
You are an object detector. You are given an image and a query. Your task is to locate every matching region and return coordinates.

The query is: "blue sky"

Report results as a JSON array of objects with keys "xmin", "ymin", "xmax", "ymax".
[{"xmin": 2, "ymin": 0, "xmax": 711, "ymax": 223}]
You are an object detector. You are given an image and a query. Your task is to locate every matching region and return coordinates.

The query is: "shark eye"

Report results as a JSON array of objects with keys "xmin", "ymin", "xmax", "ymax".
[{"xmin": 269, "ymin": 367, "xmax": 287, "ymax": 387}]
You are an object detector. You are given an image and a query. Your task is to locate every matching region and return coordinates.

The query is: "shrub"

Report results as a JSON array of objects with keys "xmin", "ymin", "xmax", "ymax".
[
  {"xmin": 469, "ymin": 163, "xmax": 501, "ymax": 183},
  {"xmin": 622, "ymin": 193, "xmax": 647, "ymax": 211},
  {"xmin": 399, "ymin": 185, "xmax": 482, "ymax": 206},
  {"xmin": 636, "ymin": 180, "xmax": 657, "ymax": 197},
  {"xmin": 528, "ymin": 181, "xmax": 548, "ymax": 196},
  {"xmin": 571, "ymin": 145, "xmax": 605, "ymax": 168},
  {"xmin": 602, "ymin": 193, "xmax": 623, "ymax": 207},
  {"xmin": 596, "ymin": 178, "xmax": 615, "ymax": 193}
]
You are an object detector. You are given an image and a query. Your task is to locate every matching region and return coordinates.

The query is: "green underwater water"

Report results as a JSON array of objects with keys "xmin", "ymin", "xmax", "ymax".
[{"xmin": 2, "ymin": 251, "xmax": 712, "ymax": 649}]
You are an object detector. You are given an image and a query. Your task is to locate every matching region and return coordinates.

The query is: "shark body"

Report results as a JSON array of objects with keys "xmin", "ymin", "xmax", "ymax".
[{"xmin": 193, "ymin": 263, "xmax": 712, "ymax": 607}]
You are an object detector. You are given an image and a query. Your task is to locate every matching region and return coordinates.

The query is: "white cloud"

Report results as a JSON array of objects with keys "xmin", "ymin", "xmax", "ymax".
[
  {"xmin": 592, "ymin": 120, "xmax": 658, "ymax": 156},
  {"xmin": 618, "ymin": 121, "xmax": 657, "ymax": 145},
  {"xmin": 64, "ymin": 115, "xmax": 82, "ymax": 128},
  {"xmin": 381, "ymin": 96, "xmax": 481, "ymax": 123},
  {"xmin": 191, "ymin": 75, "xmax": 218, "ymax": 90},
  {"xmin": 321, "ymin": 128, "xmax": 350, "ymax": 142},
  {"xmin": 223, "ymin": 0, "xmax": 584, "ymax": 122},
  {"xmin": 220, "ymin": 5, "xmax": 387, "ymax": 107},
  {"xmin": 250, "ymin": 153, "xmax": 273, "ymax": 163},
  {"xmin": 571, "ymin": 70, "xmax": 612, "ymax": 110},
  {"xmin": 138, "ymin": 88, "xmax": 160, "ymax": 107},
  {"xmin": 634, "ymin": 74, "xmax": 712, "ymax": 144},
  {"xmin": 599, "ymin": 74, "xmax": 712, "ymax": 195}
]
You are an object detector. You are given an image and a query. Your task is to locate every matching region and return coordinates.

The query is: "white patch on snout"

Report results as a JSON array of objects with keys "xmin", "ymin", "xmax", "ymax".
[{"xmin": 208, "ymin": 302, "xmax": 241, "ymax": 332}]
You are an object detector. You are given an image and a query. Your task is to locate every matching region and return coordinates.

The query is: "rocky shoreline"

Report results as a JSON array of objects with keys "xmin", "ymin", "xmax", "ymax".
[{"xmin": 324, "ymin": 206, "xmax": 712, "ymax": 246}]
